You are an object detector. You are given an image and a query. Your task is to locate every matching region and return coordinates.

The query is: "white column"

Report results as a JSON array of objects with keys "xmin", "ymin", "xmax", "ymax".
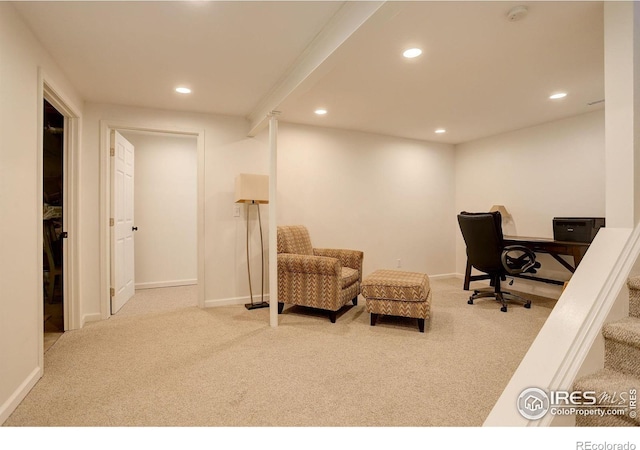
[
  {"xmin": 268, "ymin": 113, "xmax": 279, "ymax": 328},
  {"xmin": 604, "ymin": 1, "xmax": 640, "ymax": 227}
]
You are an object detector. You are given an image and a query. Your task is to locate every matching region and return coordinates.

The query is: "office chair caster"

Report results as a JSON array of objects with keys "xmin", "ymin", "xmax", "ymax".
[
  {"xmin": 524, "ymin": 301, "xmax": 531, "ymax": 309},
  {"xmin": 500, "ymin": 305, "xmax": 508, "ymax": 312},
  {"xmin": 468, "ymin": 297, "xmax": 474, "ymax": 305}
]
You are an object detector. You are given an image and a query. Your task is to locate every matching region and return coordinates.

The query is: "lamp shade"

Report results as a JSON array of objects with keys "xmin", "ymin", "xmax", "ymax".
[
  {"xmin": 235, "ymin": 173, "xmax": 269, "ymax": 204},
  {"xmin": 490, "ymin": 204, "xmax": 511, "ymax": 219}
]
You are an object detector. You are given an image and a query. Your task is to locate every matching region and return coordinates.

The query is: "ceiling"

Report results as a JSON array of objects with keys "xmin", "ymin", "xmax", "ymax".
[{"xmin": 13, "ymin": 1, "xmax": 605, "ymax": 145}]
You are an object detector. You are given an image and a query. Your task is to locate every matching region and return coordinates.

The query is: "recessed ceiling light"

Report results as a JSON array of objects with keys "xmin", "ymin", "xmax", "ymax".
[
  {"xmin": 403, "ymin": 48, "xmax": 422, "ymax": 59},
  {"xmin": 176, "ymin": 87, "xmax": 191, "ymax": 94},
  {"xmin": 549, "ymin": 92, "xmax": 567, "ymax": 100},
  {"xmin": 314, "ymin": 109, "xmax": 327, "ymax": 115},
  {"xmin": 435, "ymin": 128, "xmax": 446, "ymax": 134}
]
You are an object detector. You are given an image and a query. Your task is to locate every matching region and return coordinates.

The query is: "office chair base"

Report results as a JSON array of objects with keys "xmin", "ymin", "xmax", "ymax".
[{"xmin": 468, "ymin": 288, "xmax": 531, "ymax": 312}]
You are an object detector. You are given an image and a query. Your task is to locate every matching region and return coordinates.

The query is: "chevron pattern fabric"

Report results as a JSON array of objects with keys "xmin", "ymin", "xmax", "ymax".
[
  {"xmin": 366, "ymin": 292, "xmax": 432, "ymax": 319},
  {"xmin": 340, "ymin": 267, "xmax": 359, "ymax": 288},
  {"xmin": 277, "ymin": 225, "xmax": 363, "ymax": 317},
  {"xmin": 278, "ymin": 253, "xmax": 341, "ymax": 276},
  {"xmin": 277, "ymin": 225, "xmax": 314, "ymax": 255},
  {"xmin": 361, "ymin": 269, "xmax": 430, "ymax": 302},
  {"xmin": 314, "ymin": 248, "xmax": 363, "ymax": 282},
  {"xmin": 362, "ymin": 270, "xmax": 431, "ymax": 321}
]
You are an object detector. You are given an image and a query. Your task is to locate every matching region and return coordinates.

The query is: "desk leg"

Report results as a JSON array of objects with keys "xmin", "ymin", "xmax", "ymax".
[
  {"xmin": 464, "ymin": 259, "xmax": 472, "ymax": 291},
  {"xmin": 548, "ymin": 253, "xmax": 576, "ymax": 273},
  {"xmin": 573, "ymin": 247, "xmax": 587, "ymax": 268}
]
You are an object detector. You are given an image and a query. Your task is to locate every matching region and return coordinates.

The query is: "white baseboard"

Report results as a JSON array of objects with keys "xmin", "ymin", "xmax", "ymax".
[
  {"xmin": 0, "ymin": 366, "xmax": 41, "ymax": 425},
  {"xmin": 135, "ymin": 279, "xmax": 197, "ymax": 290},
  {"xmin": 204, "ymin": 294, "xmax": 271, "ymax": 308},
  {"xmin": 428, "ymin": 273, "xmax": 460, "ymax": 280},
  {"xmin": 82, "ymin": 313, "xmax": 103, "ymax": 326}
]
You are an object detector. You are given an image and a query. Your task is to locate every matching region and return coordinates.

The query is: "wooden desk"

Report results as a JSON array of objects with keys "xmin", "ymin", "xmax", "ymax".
[{"xmin": 463, "ymin": 236, "xmax": 591, "ymax": 290}]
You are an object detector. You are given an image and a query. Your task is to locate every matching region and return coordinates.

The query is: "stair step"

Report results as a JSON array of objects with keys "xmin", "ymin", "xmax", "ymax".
[
  {"xmin": 603, "ymin": 317, "xmax": 640, "ymax": 377},
  {"xmin": 626, "ymin": 276, "xmax": 640, "ymax": 318},
  {"xmin": 573, "ymin": 369, "xmax": 640, "ymax": 427}
]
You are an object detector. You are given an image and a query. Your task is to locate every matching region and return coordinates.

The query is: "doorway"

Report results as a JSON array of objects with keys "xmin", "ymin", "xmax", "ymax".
[
  {"xmin": 108, "ymin": 130, "xmax": 198, "ymax": 314},
  {"xmin": 99, "ymin": 121, "xmax": 205, "ymax": 319},
  {"xmin": 120, "ymin": 131, "xmax": 198, "ymax": 291},
  {"xmin": 43, "ymin": 99, "xmax": 64, "ymax": 350}
]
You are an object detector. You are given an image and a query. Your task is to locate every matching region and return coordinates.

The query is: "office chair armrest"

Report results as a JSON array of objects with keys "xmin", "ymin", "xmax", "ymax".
[{"xmin": 501, "ymin": 245, "xmax": 537, "ymax": 275}]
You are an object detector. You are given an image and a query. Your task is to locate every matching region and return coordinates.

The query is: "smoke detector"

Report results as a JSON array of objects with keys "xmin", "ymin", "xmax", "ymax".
[{"xmin": 507, "ymin": 5, "xmax": 528, "ymax": 22}]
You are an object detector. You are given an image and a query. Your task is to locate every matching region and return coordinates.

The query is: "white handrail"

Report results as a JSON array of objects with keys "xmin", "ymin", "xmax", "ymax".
[{"xmin": 484, "ymin": 226, "xmax": 638, "ymax": 426}]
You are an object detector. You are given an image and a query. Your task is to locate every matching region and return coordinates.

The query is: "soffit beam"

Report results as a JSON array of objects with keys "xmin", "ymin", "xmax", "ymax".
[{"xmin": 247, "ymin": 1, "xmax": 385, "ymax": 137}]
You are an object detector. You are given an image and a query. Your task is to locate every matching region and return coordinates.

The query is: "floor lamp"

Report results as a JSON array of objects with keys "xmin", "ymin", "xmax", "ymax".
[
  {"xmin": 235, "ymin": 173, "xmax": 269, "ymax": 310},
  {"xmin": 490, "ymin": 204, "xmax": 515, "ymax": 235}
]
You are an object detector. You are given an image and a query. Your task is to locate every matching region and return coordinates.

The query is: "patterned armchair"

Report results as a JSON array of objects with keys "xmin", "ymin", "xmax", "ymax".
[{"xmin": 277, "ymin": 225, "xmax": 363, "ymax": 323}]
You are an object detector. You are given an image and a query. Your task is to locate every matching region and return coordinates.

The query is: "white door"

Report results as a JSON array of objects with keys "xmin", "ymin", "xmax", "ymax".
[{"xmin": 110, "ymin": 130, "xmax": 135, "ymax": 314}]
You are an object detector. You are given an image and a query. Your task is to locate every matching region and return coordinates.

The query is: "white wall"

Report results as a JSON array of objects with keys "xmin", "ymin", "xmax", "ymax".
[
  {"xmin": 604, "ymin": 1, "xmax": 640, "ymax": 228},
  {"xmin": 81, "ymin": 103, "xmax": 270, "ymax": 318},
  {"xmin": 455, "ymin": 110, "xmax": 606, "ymax": 294},
  {"xmin": 0, "ymin": 3, "xmax": 84, "ymax": 423},
  {"xmin": 120, "ymin": 131, "xmax": 198, "ymax": 289},
  {"xmin": 277, "ymin": 123, "xmax": 457, "ymax": 278}
]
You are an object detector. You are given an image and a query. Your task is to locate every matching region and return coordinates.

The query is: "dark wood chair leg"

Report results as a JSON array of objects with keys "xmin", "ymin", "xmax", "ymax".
[
  {"xmin": 352, "ymin": 296, "xmax": 358, "ymax": 306},
  {"xmin": 278, "ymin": 302, "xmax": 284, "ymax": 314},
  {"xmin": 418, "ymin": 318, "xmax": 425, "ymax": 333},
  {"xmin": 370, "ymin": 313, "xmax": 378, "ymax": 326},
  {"xmin": 329, "ymin": 311, "xmax": 337, "ymax": 323},
  {"xmin": 464, "ymin": 259, "xmax": 472, "ymax": 290}
]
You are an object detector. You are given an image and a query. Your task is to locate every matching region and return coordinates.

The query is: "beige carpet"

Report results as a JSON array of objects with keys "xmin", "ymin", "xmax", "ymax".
[{"xmin": 4, "ymin": 278, "xmax": 556, "ymax": 427}]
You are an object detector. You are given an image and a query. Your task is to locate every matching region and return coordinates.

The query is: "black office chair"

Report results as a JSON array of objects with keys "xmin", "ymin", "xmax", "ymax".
[{"xmin": 457, "ymin": 211, "xmax": 540, "ymax": 312}]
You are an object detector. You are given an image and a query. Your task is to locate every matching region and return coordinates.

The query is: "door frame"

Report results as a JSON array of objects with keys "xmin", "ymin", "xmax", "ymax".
[
  {"xmin": 38, "ymin": 69, "xmax": 82, "ymax": 343},
  {"xmin": 99, "ymin": 121, "xmax": 205, "ymax": 318}
]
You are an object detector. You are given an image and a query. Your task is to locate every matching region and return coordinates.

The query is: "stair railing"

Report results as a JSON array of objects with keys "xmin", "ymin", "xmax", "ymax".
[{"xmin": 484, "ymin": 224, "xmax": 640, "ymax": 426}]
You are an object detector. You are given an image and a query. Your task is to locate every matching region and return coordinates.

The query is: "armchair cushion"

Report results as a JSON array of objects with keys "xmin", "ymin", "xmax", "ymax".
[{"xmin": 341, "ymin": 267, "xmax": 359, "ymax": 288}]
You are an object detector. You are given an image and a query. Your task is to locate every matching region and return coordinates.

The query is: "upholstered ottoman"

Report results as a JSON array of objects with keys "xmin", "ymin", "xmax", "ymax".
[{"xmin": 361, "ymin": 269, "xmax": 431, "ymax": 332}]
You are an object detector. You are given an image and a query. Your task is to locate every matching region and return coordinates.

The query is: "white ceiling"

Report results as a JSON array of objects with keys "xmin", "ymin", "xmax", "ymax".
[{"xmin": 13, "ymin": 1, "xmax": 605, "ymax": 144}]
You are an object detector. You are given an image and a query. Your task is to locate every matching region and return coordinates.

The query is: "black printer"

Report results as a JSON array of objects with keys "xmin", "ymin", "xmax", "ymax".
[{"xmin": 553, "ymin": 217, "xmax": 605, "ymax": 243}]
